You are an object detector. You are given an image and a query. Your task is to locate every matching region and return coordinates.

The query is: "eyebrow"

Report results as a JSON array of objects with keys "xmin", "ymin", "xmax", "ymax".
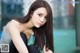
[
  {"xmin": 38, "ymin": 12, "xmax": 44, "ymax": 14},
  {"xmin": 38, "ymin": 12, "xmax": 47, "ymax": 16}
]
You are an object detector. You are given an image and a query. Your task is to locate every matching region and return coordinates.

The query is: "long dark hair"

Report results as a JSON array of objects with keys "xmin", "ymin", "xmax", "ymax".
[{"xmin": 17, "ymin": 0, "xmax": 54, "ymax": 52}]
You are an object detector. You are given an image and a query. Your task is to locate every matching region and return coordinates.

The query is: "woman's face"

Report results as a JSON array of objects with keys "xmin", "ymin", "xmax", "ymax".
[{"xmin": 30, "ymin": 7, "xmax": 47, "ymax": 28}]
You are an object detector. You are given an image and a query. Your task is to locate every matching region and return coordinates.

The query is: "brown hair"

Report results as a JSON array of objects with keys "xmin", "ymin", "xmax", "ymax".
[{"xmin": 17, "ymin": 0, "xmax": 54, "ymax": 52}]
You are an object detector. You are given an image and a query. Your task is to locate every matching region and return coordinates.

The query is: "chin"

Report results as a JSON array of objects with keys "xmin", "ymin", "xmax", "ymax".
[{"xmin": 35, "ymin": 25, "xmax": 40, "ymax": 28}]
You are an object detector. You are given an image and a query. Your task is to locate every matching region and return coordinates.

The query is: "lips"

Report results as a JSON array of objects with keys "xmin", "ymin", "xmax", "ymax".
[{"xmin": 37, "ymin": 22, "xmax": 43, "ymax": 26}]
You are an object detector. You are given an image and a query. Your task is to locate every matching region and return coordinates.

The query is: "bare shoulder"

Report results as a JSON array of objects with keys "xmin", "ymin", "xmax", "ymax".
[{"xmin": 6, "ymin": 20, "xmax": 20, "ymax": 32}]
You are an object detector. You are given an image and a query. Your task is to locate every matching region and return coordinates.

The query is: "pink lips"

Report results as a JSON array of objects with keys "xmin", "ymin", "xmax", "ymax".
[{"xmin": 38, "ymin": 22, "xmax": 43, "ymax": 26}]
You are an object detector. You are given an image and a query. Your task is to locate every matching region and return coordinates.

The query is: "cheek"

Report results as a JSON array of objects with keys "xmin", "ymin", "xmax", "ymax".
[
  {"xmin": 31, "ymin": 15, "xmax": 38, "ymax": 23},
  {"xmin": 32, "ymin": 14, "xmax": 38, "ymax": 19},
  {"xmin": 42, "ymin": 20, "xmax": 46, "ymax": 26},
  {"xmin": 44, "ymin": 19, "xmax": 47, "ymax": 24},
  {"xmin": 44, "ymin": 21, "xmax": 46, "ymax": 25}
]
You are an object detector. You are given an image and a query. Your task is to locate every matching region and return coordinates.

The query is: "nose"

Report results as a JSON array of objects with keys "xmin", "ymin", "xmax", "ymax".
[{"xmin": 40, "ymin": 17, "xmax": 45, "ymax": 23}]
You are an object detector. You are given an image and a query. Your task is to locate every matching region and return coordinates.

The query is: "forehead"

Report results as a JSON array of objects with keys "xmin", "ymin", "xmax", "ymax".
[{"xmin": 34, "ymin": 7, "xmax": 47, "ymax": 15}]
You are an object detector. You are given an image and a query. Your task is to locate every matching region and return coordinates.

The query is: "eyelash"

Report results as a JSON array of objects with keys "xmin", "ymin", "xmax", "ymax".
[
  {"xmin": 38, "ymin": 14, "xmax": 43, "ymax": 17},
  {"xmin": 38, "ymin": 14, "xmax": 47, "ymax": 20}
]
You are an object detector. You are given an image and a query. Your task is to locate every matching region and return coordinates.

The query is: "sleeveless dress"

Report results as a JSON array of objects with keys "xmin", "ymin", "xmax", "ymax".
[{"xmin": 0, "ymin": 20, "xmax": 43, "ymax": 53}]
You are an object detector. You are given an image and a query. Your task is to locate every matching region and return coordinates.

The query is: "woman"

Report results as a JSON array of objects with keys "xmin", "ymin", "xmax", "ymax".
[{"xmin": 0, "ymin": 0, "xmax": 53, "ymax": 53}]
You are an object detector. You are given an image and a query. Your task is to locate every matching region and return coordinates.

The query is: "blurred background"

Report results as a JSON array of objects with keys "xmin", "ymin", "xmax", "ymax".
[{"xmin": 0, "ymin": 0, "xmax": 80, "ymax": 53}]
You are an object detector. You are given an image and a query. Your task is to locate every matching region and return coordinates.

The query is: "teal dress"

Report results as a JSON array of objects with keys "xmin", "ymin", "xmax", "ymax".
[{"xmin": 27, "ymin": 35, "xmax": 44, "ymax": 53}]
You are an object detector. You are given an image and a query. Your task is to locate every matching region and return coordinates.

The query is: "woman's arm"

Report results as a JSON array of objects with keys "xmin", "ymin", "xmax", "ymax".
[{"xmin": 6, "ymin": 21, "xmax": 29, "ymax": 53}]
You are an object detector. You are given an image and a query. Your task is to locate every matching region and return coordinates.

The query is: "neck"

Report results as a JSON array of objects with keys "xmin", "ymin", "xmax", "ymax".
[{"xmin": 20, "ymin": 19, "xmax": 34, "ymax": 31}]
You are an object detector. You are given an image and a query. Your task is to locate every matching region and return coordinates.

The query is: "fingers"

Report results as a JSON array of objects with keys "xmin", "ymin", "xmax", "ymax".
[
  {"xmin": 43, "ymin": 45, "xmax": 49, "ymax": 51},
  {"xmin": 47, "ymin": 50, "xmax": 53, "ymax": 53},
  {"xmin": 43, "ymin": 45, "xmax": 46, "ymax": 51},
  {"xmin": 46, "ymin": 47, "xmax": 49, "ymax": 51},
  {"xmin": 43, "ymin": 45, "xmax": 53, "ymax": 53},
  {"xmin": 43, "ymin": 45, "xmax": 47, "ymax": 53}
]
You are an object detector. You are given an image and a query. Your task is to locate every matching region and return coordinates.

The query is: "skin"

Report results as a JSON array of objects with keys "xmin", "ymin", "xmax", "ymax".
[
  {"xmin": 43, "ymin": 45, "xmax": 53, "ymax": 53},
  {"xmin": 7, "ymin": 7, "xmax": 53, "ymax": 53},
  {"xmin": 30, "ymin": 7, "xmax": 47, "ymax": 28}
]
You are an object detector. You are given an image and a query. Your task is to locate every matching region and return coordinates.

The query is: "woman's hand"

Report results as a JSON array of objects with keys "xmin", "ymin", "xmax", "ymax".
[{"xmin": 43, "ymin": 45, "xmax": 53, "ymax": 53}]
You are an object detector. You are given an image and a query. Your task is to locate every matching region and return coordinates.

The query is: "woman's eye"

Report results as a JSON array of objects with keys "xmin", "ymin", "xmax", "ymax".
[{"xmin": 38, "ymin": 14, "xmax": 43, "ymax": 17}]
